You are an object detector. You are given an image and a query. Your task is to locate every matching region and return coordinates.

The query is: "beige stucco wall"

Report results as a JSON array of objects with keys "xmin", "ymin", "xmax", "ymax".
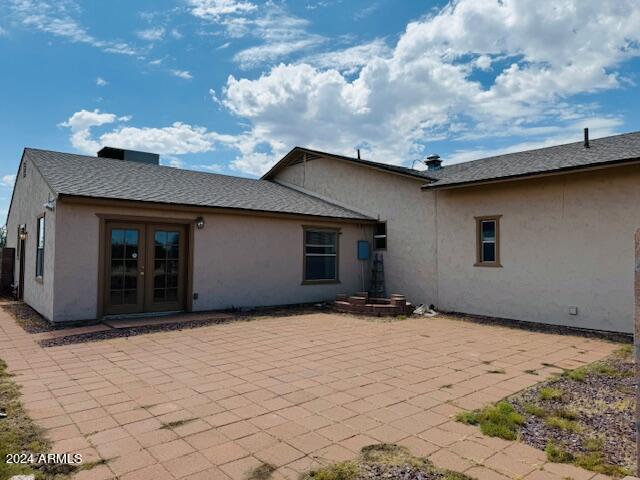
[
  {"xmin": 5, "ymin": 157, "xmax": 56, "ymax": 320},
  {"xmin": 53, "ymin": 201, "xmax": 369, "ymax": 322},
  {"xmin": 435, "ymin": 164, "xmax": 640, "ymax": 333},
  {"xmin": 273, "ymin": 157, "xmax": 437, "ymax": 306}
]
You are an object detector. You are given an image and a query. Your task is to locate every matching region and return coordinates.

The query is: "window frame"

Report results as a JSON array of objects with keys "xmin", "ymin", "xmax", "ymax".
[
  {"xmin": 35, "ymin": 215, "xmax": 45, "ymax": 279},
  {"xmin": 475, "ymin": 215, "xmax": 501, "ymax": 267},
  {"xmin": 302, "ymin": 226, "xmax": 340, "ymax": 284},
  {"xmin": 373, "ymin": 221, "xmax": 387, "ymax": 251}
]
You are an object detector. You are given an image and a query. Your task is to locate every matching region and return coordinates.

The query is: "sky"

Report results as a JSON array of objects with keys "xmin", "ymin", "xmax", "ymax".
[{"xmin": 1, "ymin": 0, "xmax": 640, "ymax": 220}]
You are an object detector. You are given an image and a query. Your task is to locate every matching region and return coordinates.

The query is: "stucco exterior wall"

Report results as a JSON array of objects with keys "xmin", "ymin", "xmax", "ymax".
[
  {"xmin": 435, "ymin": 164, "xmax": 640, "ymax": 333},
  {"xmin": 5, "ymin": 157, "xmax": 56, "ymax": 320},
  {"xmin": 273, "ymin": 157, "xmax": 437, "ymax": 306},
  {"xmin": 53, "ymin": 201, "xmax": 369, "ymax": 322}
]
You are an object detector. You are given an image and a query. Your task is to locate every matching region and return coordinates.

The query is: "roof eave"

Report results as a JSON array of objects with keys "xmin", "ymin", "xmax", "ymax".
[
  {"xmin": 421, "ymin": 156, "xmax": 640, "ymax": 191},
  {"xmin": 56, "ymin": 193, "xmax": 377, "ymax": 224}
]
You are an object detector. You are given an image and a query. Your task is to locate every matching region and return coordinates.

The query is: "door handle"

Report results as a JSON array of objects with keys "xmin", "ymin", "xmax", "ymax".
[{"xmin": 140, "ymin": 271, "xmax": 145, "ymax": 276}]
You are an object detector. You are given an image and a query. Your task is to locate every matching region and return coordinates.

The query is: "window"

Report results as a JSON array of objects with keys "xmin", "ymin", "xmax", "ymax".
[
  {"xmin": 475, "ymin": 216, "xmax": 501, "ymax": 266},
  {"xmin": 303, "ymin": 228, "xmax": 338, "ymax": 282},
  {"xmin": 35, "ymin": 216, "xmax": 45, "ymax": 277},
  {"xmin": 373, "ymin": 222, "xmax": 387, "ymax": 250}
]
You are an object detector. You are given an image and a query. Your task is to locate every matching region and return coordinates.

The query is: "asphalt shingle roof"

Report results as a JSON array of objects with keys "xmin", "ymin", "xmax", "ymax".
[
  {"xmin": 25, "ymin": 148, "xmax": 372, "ymax": 221},
  {"xmin": 265, "ymin": 132, "xmax": 640, "ymax": 190},
  {"xmin": 424, "ymin": 131, "xmax": 640, "ymax": 189}
]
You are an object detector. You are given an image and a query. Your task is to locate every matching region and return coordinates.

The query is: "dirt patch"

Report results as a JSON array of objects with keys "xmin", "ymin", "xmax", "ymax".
[
  {"xmin": 457, "ymin": 346, "xmax": 635, "ymax": 476},
  {"xmin": 0, "ymin": 357, "xmax": 77, "ymax": 479},
  {"xmin": 1, "ymin": 301, "xmax": 53, "ymax": 333},
  {"xmin": 301, "ymin": 443, "xmax": 473, "ymax": 480}
]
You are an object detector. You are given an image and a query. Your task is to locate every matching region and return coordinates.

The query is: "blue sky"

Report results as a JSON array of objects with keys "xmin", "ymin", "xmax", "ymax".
[{"xmin": 1, "ymin": 0, "xmax": 640, "ymax": 219}]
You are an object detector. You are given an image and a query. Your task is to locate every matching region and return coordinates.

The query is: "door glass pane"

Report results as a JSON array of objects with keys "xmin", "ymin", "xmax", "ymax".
[
  {"xmin": 123, "ymin": 290, "xmax": 137, "ymax": 305},
  {"xmin": 111, "ymin": 229, "xmax": 125, "ymax": 259},
  {"xmin": 153, "ymin": 230, "xmax": 180, "ymax": 303},
  {"xmin": 166, "ymin": 289, "xmax": 178, "ymax": 302},
  {"xmin": 110, "ymin": 228, "xmax": 139, "ymax": 306},
  {"xmin": 125, "ymin": 230, "xmax": 139, "ymax": 258}
]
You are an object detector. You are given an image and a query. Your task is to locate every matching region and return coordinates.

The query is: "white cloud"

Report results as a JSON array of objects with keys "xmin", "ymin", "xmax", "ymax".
[
  {"xmin": 137, "ymin": 27, "xmax": 165, "ymax": 42},
  {"xmin": 301, "ymin": 39, "xmax": 391, "ymax": 74},
  {"xmin": 1, "ymin": 175, "xmax": 16, "ymax": 187},
  {"xmin": 58, "ymin": 109, "xmax": 128, "ymax": 153},
  {"xmin": 0, "ymin": 26, "xmax": 7, "ymax": 36},
  {"xmin": 9, "ymin": 0, "xmax": 138, "ymax": 55},
  {"xmin": 60, "ymin": 110, "xmax": 236, "ymax": 158},
  {"xmin": 96, "ymin": 77, "xmax": 108, "ymax": 86},
  {"xmin": 217, "ymin": 41, "xmax": 231, "ymax": 50},
  {"xmin": 171, "ymin": 69, "xmax": 193, "ymax": 80},
  {"xmin": 188, "ymin": 0, "xmax": 256, "ymax": 21},
  {"xmin": 189, "ymin": 1, "xmax": 325, "ymax": 68},
  {"xmin": 193, "ymin": 163, "xmax": 223, "ymax": 173},
  {"xmin": 216, "ymin": 0, "xmax": 640, "ymax": 175},
  {"xmin": 447, "ymin": 117, "xmax": 625, "ymax": 164}
]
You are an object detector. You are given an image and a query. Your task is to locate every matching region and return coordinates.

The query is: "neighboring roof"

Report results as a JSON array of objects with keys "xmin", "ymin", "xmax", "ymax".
[
  {"xmin": 23, "ymin": 148, "xmax": 373, "ymax": 221},
  {"xmin": 424, "ymin": 131, "xmax": 640, "ymax": 189},
  {"xmin": 261, "ymin": 146, "xmax": 437, "ymax": 181}
]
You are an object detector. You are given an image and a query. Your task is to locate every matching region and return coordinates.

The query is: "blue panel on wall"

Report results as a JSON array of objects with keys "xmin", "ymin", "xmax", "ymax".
[{"xmin": 357, "ymin": 240, "xmax": 370, "ymax": 260}]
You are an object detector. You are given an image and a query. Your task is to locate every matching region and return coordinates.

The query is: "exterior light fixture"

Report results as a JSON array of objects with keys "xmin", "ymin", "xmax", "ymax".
[
  {"xmin": 19, "ymin": 225, "xmax": 27, "ymax": 240},
  {"xmin": 195, "ymin": 216, "xmax": 205, "ymax": 229}
]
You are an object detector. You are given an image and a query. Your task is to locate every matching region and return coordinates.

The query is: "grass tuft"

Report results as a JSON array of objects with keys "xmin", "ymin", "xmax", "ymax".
[
  {"xmin": 564, "ymin": 367, "xmax": 587, "ymax": 382},
  {"xmin": 545, "ymin": 442, "xmax": 574, "ymax": 463},
  {"xmin": 455, "ymin": 411, "xmax": 479, "ymax": 425},
  {"xmin": 160, "ymin": 419, "xmax": 196, "ymax": 429},
  {"xmin": 301, "ymin": 443, "xmax": 474, "ymax": 480},
  {"xmin": 545, "ymin": 416, "xmax": 581, "ymax": 433},
  {"xmin": 301, "ymin": 461, "xmax": 359, "ymax": 480},
  {"xmin": 247, "ymin": 462, "xmax": 276, "ymax": 480},
  {"xmin": 487, "ymin": 368, "xmax": 506, "ymax": 374},
  {"xmin": 0, "ymin": 356, "xmax": 79, "ymax": 480},
  {"xmin": 539, "ymin": 386, "xmax": 564, "ymax": 401},
  {"xmin": 455, "ymin": 401, "xmax": 524, "ymax": 440},
  {"xmin": 522, "ymin": 403, "xmax": 546, "ymax": 418}
]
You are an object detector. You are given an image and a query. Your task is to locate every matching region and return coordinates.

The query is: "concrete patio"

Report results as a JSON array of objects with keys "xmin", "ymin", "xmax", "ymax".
[{"xmin": 0, "ymin": 309, "xmax": 618, "ymax": 480}]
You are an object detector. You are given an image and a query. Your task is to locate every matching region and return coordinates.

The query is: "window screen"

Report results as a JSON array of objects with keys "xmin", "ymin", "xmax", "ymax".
[{"xmin": 304, "ymin": 230, "xmax": 337, "ymax": 281}]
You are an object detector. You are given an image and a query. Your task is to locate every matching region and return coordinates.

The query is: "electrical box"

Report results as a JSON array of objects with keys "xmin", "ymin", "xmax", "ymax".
[
  {"xmin": 357, "ymin": 240, "xmax": 370, "ymax": 260},
  {"xmin": 568, "ymin": 306, "xmax": 578, "ymax": 315}
]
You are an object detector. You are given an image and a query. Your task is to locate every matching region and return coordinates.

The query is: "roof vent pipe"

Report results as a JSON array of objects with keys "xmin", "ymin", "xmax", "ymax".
[
  {"xmin": 357, "ymin": 149, "xmax": 361, "ymax": 159},
  {"xmin": 584, "ymin": 128, "xmax": 590, "ymax": 148},
  {"xmin": 425, "ymin": 154, "xmax": 443, "ymax": 171}
]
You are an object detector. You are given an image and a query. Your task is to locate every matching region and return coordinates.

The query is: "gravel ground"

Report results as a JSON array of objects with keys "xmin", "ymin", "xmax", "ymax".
[
  {"xmin": 1, "ymin": 301, "xmax": 54, "ymax": 333},
  {"xmin": 358, "ymin": 463, "xmax": 469, "ymax": 480},
  {"xmin": 39, "ymin": 304, "xmax": 328, "ymax": 347},
  {"xmin": 512, "ymin": 352, "xmax": 635, "ymax": 471},
  {"xmin": 443, "ymin": 312, "xmax": 632, "ymax": 343}
]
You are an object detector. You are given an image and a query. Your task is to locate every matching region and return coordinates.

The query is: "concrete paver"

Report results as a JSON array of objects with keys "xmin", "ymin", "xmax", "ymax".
[{"xmin": 0, "ymin": 310, "xmax": 617, "ymax": 480}]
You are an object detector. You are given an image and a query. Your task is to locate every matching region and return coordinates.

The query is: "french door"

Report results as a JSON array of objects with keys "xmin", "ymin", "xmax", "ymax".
[{"xmin": 104, "ymin": 222, "xmax": 187, "ymax": 316}]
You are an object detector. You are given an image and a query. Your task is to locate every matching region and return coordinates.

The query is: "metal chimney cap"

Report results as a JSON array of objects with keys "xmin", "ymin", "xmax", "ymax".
[{"xmin": 426, "ymin": 154, "xmax": 441, "ymax": 161}]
